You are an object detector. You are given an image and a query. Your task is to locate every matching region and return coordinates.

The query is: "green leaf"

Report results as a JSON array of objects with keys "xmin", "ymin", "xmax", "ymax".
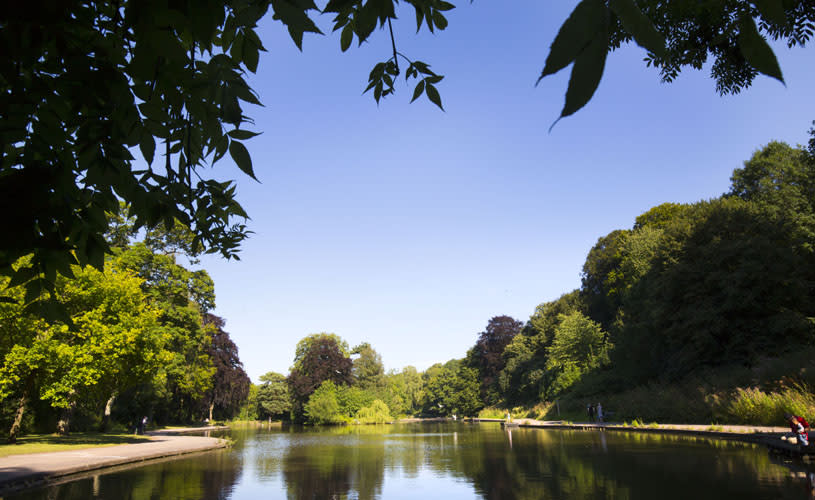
[
  {"xmin": 555, "ymin": 28, "xmax": 608, "ymax": 125},
  {"xmin": 738, "ymin": 16, "xmax": 784, "ymax": 83},
  {"xmin": 243, "ymin": 37, "xmax": 260, "ymax": 73},
  {"xmin": 609, "ymin": 0, "xmax": 666, "ymax": 57},
  {"xmin": 341, "ymin": 24, "xmax": 353, "ymax": 52},
  {"xmin": 436, "ymin": 1, "xmax": 455, "ymax": 12},
  {"xmin": 432, "ymin": 11, "xmax": 448, "ymax": 30},
  {"xmin": 538, "ymin": 0, "xmax": 607, "ymax": 84},
  {"xmin": 324, "ymin": 0, "xmax": 357, "ymax": 13},
  {"xmin": 229, "ymin": 141, "xmax": 258, "ymax": 180},
  {"xmin": 230, "ymin": 33, "xmax": 244, "ymax": 62},
  {"xmin": 411, "ymin": 80, "xmax": 425, "ymax": 102},
  {"xmin": 425, "ymin": 83, "xmax": 444, "ymax": 111},
  {"xmin": 139, "ymin": 130, "xmax": 156, "ymax": 166},
  {"xmin": 24, "ymin": 279, "xmax": 45, "ymax": 305},
  {"xmin": 8, "ymin": 266, "xmax": 37, "ymax": 288},
  {"xmin": 356, "ymin": 2, "xmax": 378, "ymax": 44},
  {"xmin": 413, "ymin": 5, "xmax": 424, "ymax": 32},
  {"xmin": 752, "ymin": 0, "xmax": 787, "ymax": 27},
  {"xmin": 227, "ymin": 129, "xmax": 262, "ymax": 140}
]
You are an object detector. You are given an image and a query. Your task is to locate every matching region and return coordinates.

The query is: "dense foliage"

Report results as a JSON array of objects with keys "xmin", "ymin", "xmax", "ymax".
[{"xmin": 0, "ymin": 223, "xmax": 252, "ymax": 440}]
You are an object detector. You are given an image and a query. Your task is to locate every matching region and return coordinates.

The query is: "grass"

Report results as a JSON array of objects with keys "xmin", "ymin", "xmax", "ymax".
[{"xmin": 0, "ymin": 433, "xmax": 151, "ymax": 458}]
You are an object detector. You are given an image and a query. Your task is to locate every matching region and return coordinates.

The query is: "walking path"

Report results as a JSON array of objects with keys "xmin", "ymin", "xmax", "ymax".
[{"xmin": 0, "ymin": 427, "xmax": 229, "ymax": 496}]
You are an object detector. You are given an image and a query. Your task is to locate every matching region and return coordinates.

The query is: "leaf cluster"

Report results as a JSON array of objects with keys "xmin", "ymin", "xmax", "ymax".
[{"xmin": 540, "ymin": 0, "xmax": 813, "ymax": 124}]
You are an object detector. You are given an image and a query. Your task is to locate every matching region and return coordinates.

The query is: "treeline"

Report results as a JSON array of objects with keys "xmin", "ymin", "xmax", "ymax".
[
  {"xmin": 245, "ymin": 135, "xmax": 815, "ymax": 425},
  {"xmin": 0, "ymin": 218, "xmax": 251, "ymax": 441},
  {"xmin": 237, "ymin": 332, "xmax": 484, "ymax": 424},
  {"xmin": 469, "ymin": 137, "xmax": 815, "ymax": 420}
]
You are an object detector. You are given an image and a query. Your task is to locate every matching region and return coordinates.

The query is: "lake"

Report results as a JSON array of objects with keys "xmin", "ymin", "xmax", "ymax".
[{"xmin": 6, "ymin": 422, "xmax": 812, "ymax": 499}]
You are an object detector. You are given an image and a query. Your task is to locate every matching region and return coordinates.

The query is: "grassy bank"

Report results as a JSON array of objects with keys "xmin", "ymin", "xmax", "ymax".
[
  {"xmin": 0, "ymin": 433, "xmax": 151, "ymax": 458},
  {"xmin": 483, "ymin": 348, "xmax": 815, "ymax": 426}
]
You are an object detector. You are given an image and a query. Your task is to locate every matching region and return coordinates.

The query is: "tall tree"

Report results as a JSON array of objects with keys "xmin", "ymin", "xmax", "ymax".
[
  {"xmin": 0, "ymin": 262, "xmax": 163, "ymax": 437},
  {"xmin": 351, "ymin": 342, "xmax": 386, "ymax": 390},
  {"xmin": 111, "ymin": 243, "xmax": 215, "ymax": 424},
  {"xmin": 202, "ymin": 314, "xmax": 250, "ymax": 421},
  {"xmin": 256, "ymin": 372, "xmax": 291, "ymax": 421},
  {"xmin": 580, "ymin": 230, "xmax": 629, "ymax": 331},
  {"xmin": 469, "ymin": 315, "xmax": 523, "ymax": 406},
  {"xmin": 287, "ymin": 334, "xmax": 353, "ymax": 421},
  {"xmin": 422, "ymin": 359, "xmax": 481, "ymax": 417}
]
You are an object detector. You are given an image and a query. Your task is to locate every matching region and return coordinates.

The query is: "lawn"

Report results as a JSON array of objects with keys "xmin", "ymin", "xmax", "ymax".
[{"xmin": 0, "ymin": 433, "xmax": 152, "ymax": 458}]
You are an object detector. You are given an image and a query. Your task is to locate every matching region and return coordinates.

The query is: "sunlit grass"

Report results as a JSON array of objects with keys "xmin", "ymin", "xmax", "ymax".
[{"xmin": 0, "ymin": 433, "xmax": 151, "ymax": 458}]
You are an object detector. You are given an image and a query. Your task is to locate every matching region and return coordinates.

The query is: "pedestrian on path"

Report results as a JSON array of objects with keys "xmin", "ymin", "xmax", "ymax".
[
  {"xmin": 596, "ymin": 403, "xmax": 603, "ymax": 423},
  {"xmin": 785, "ymin": 413, "xmax": 810, "ymax": 446}
]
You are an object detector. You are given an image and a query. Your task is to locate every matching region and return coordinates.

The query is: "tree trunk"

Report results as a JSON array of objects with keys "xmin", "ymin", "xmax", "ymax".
[
  {"xmin": 99, "ymin": 393, "xmax": 116, "ymax": 432},
  {"xmin": 208, "ymin": 401, "xmax": 214, "ymax": 422},
  {"xmin": 57, "ymin": 398, "xmax": 77, "ymax": 435},
  {"xmin": 8, "ymin": 390, "xmax": 28, "ymax": 444}
]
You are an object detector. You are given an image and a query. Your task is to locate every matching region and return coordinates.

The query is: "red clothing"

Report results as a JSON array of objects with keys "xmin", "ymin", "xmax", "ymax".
[{"xmin": 790, "ymin": 416, "xmax": 810, "ymax": 433}]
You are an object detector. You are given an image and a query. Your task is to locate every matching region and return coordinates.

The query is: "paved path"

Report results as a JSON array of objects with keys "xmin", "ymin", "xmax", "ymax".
[{"xmin": 0, "ymin": 431, "xmax": 228, "ymax": 496}]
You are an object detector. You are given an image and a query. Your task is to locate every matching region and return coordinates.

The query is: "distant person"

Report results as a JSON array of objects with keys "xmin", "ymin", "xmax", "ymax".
[
  {"xmin": 140, "ymin": 416, "xmax": 148, "ymax": 435},
  {"xmin": 785, "ymin": 413, "xmax": 810, "ymax": 446},
  {"xmin": 587, "ymin": 404, "xmax": 594, "ymax": 422},
  {"xmin": 596, "ymin": 403, "xmax": 603, "ymax": 423}
]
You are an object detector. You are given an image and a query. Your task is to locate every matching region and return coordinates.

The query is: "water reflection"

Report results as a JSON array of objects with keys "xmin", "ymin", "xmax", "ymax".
[{"xmin": 6, "ymin": 423, "xmax": 813, "ymax": 500}]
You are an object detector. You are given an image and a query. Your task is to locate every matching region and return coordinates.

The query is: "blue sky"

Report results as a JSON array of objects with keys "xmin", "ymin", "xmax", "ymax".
[{"xmin": 198, "ymin": 2, "xmax": 815, "ymax": 382}]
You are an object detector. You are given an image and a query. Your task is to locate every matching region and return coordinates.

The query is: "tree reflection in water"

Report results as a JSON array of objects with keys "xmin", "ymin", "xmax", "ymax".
[{"xmin": 5, "ymin": 424, "xmax": 813, "ymax": 500}]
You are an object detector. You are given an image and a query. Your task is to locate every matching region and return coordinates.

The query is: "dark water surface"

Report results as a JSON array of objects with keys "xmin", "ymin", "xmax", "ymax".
[{"xmin": 7, "ymin": 423, "xmax": 813, "ymax": 499}]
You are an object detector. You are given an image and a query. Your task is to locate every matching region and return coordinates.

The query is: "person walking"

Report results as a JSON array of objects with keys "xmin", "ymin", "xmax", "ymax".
[{"xmin": 596, "ymin": 403, "xmax": 603, "ymax": 423}]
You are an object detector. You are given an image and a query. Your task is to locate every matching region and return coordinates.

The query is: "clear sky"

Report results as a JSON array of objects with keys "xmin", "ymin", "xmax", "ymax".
[{"xmin": 196, "ymin": 2, "xmax": 815, "ymax": 382}]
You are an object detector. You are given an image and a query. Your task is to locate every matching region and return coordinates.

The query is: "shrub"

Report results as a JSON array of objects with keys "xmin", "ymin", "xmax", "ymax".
[{"xmin": 355, "ymin": 400, "xmax": 391, "ymax": 424}]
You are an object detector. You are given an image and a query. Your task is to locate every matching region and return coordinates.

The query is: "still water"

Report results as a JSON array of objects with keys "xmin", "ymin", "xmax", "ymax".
[{"xmin": 7, "ymin": 423, "xmax": 814, "ymax": 499}]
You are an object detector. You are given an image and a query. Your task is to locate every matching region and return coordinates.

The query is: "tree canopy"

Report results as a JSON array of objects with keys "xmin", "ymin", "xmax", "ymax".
[{"xmin": 4, "ymin": 0, "xmax": 813, "ymax": 312}]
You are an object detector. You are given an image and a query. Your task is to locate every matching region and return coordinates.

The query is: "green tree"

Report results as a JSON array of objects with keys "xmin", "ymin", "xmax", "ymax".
[
  {"xmin": 580, "ymin": 230, "xmax": 629, "ymax": 331},
  {"xmin": 257, "ymin": 372, "xmax": 291, "ymax": 420},
  {"xmin": 422, "ymin": 359, "xmax": 481, "ymax": 417},
  {"xmin": 351, "ymin": 342, "xmax": 386, "ymax": 390},
  {"xmin": 545, "ymin": 311, "xmax": 610, "ymax": 397},
  {"xmin": 614, "ymin": 197, "xmax": 815, "ymax": 381},
  {"xmin": 304, "ymin": 380, "xmax": 342, "ymax": 425},
  {"xmin": 385, "ymin": 366, "xmax": 424, "ymax": 416},
  {"xmin": 729, "ymin": 141, "xmax": 815, "ymax": 249},
  {"xmin": 0, "ymin": 262, "xmax": 163, "ymax": 437},
  {"xmin": 111, "ymin": 243, "xmax": 216, "ymax": 424}
]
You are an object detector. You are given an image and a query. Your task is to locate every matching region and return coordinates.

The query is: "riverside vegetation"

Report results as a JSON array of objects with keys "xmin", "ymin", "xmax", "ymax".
[{"xmin": 4, "ymin": 135, "xmax": 815, "ymax": 437}]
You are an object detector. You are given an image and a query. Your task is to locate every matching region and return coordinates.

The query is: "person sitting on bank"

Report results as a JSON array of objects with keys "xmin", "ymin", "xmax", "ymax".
[{"xmin": 784, "ymin": 413, "xmax": 810, "ymax": 447}]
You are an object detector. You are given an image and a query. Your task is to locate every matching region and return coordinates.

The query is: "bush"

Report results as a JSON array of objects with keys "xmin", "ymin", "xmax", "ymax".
[
  {"xmin": 304, "ymin": 382, "xmax": 343, "ymax": 425},
  {"xmin": 355, "ymin": 400, "xmax": 391, "ymax": 424},
  {"xmin": 718, "ymin": 384, "xmax": 815, "ymax": 425}
]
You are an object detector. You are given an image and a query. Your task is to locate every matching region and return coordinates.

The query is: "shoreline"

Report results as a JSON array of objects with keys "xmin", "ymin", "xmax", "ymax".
[
  {"xmin": 469, "ymin": 417, "xmax": 813, "ymax": 458},
  {"xmin": 0, "ymin": 427, "xmax": 229, "ymax": 496}
]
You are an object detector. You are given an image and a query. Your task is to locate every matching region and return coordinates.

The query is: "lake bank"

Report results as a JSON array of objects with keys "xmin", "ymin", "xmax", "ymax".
[{"xmin": 0, "ymin": 427, "xmax": 229, "ymax": 496}]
